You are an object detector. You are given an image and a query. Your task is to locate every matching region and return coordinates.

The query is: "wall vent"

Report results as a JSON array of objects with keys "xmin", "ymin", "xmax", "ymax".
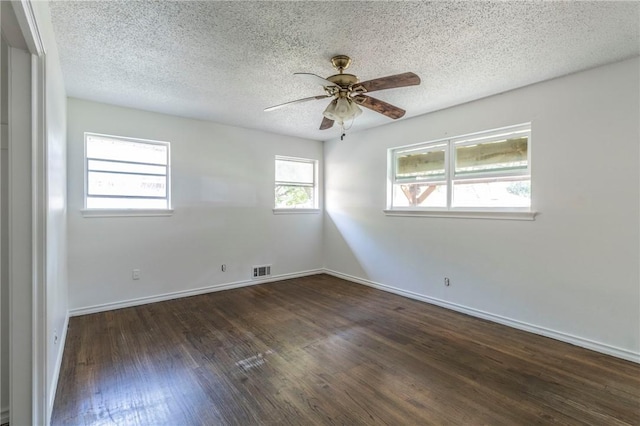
[{"xmin": 252, "ymin": 265, "xmax": 272, "ymax": 279}]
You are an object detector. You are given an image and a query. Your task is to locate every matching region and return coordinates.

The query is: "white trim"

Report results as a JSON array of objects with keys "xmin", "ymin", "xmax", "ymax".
[
  {"xmin": 391, "ymin": 123, "xmax": 531, "ymax": 154},
  {"xmin": 12, "ymin": 0, "xmax": 45, "ymax": 56},
  {"xmin": 4, "ymin": 2, "xmax": 49, "ymax": 425},
  {"xmin": 48, "ymin": 312, "xmax": 68, "ymax": 418},
  {"xmin": 388, "ymin": 123, "xmax": 532, "ymax": 211},
  {"xmin": 30, "ymin": 52, "xmax": 47, "ymax": 426},
  {"xmin": 383, "ymin": 209, "xmax": 537, "ymax": 220},
  {"xmin": 323, "ymin": 269, "xmax": 640, "ymax": 364},
  {"xmin": 66, "ymin": 270, "xmax": 639, "ymax": 364},
  {"xmin": 8, "ymin": 44, "xmax": 35, "ymax": 426},
  {"xmin": 274, "ymin": 155, "xmax": 319, "ymax": 210},
  {"xmin": 272, "ymin": 208, "xmax": 320, "ymax": 215},
  {"xmin": 68, "ymin": 269, "xmax": 324, "ymax": 317},
  {"xmin": 81, "ymin": 208, "xmax": 174, "ymax": 218},
  {"xmin": 83, "ymin": 132, "xmax": 172, "ymax": 211}
]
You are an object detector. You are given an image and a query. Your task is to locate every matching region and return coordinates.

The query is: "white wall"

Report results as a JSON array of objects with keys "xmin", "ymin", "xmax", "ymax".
[
  {"xmin": 67, "ymin": 99, "xmax": 323, "ymax": 312},
  {"xmin": 324, "ymin": 58, "xmax": 640, "ymax": 361},
  {"xmin": 31, "ymin": 1, "xmax": 69, "ymax": 419}
]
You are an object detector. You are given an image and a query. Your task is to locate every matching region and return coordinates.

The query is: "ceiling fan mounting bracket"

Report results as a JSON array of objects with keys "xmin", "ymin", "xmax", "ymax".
[{"xmin": 331, "ymin": 55, "xmax": 352, "ymax": 73}]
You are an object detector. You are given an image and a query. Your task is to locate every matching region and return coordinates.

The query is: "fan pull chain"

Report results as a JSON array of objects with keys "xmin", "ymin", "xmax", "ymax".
[{"xmin": 340, "ymin": 115, "xmax": 357, "ymax": 140}]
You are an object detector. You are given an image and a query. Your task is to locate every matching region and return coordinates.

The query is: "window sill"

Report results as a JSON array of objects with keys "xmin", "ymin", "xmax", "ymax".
[
  {"xmin": 81, "ymin": 209, "xmax": 175, "ymax": 218},
  {"xmin": 383, "ymin": 209, "xmax": 537, "ymax": 221},
  {"xmin": 273, "ymin": 208, "xmax": 321, "ymax": 215}
]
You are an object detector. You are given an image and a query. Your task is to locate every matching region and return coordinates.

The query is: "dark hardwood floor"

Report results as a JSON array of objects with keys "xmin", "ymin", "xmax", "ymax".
[{"xmin": 52, "ymin": 274, "xmax": 640, "ymax": 425}]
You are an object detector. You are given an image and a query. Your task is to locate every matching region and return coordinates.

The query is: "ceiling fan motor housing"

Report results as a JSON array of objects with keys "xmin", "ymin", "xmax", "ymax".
[{"xmin": 327, "ymin": 73, "xmax": 359, "ymax": 87}]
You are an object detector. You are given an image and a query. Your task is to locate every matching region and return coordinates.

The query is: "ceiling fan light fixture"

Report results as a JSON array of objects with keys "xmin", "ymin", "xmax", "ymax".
[{"xmin": 323, "ymin": 97, "xmax": 362, "ymax": 125}]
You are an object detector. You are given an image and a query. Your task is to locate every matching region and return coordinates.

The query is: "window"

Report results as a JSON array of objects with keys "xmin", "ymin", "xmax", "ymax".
[
  {"xmin": 274, "ymin": 156, "xmax": 318, "ymax": 211},
  {"xmin": 84, "ymin": 133, "xmax": 170, "ymax": 210},
  {"xmin": 388, "ymin": 124, "xmax": 531, "ymax": 216}
]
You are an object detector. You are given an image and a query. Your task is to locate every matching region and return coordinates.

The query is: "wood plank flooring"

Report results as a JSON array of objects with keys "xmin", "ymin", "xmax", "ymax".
[{"xmin": 52, "ymin": 274, "xmax": 640, "ymax": 425}]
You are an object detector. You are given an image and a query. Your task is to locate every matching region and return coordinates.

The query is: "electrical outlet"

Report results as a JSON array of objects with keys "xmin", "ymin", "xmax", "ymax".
[
  {"xmin": 444, "ymin": 277, "xmax": 450, "ymax": 286},
  {"xmin": 132, "ymin": 269, "xmax": 141, "ymax": 280}
]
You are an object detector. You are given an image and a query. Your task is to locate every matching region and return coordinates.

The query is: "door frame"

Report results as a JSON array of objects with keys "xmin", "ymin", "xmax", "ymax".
[{"xmin": 4, "ymin": 1, "xmax": 47, "ymax": 424}]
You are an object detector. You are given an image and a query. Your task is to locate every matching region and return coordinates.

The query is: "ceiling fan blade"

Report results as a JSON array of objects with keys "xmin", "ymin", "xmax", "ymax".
[
  {"xmin": 353, "ymin": 95, "xmax": 406, "ymax": 119},
  {"xmin": 320, "ymin": 116, "xmax": 334, "ymax": 130},
  {"xmin": 264, "ymin": 95, "xmax": 329, "ymax": 112},
  {"xmin": 295, "ymin": 72, "xmax": 340, "ymax": 88},
  {"xmin": 357, "ymin": 72, "xmax": 420, "ymax": 93}
]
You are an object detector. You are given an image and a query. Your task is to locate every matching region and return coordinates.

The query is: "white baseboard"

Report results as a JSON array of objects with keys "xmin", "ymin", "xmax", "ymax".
[
  {"xmin": 48, "ymin": 312, "xmax": 69, "ymax": 420},
  {"xmin": 324, "ymin": 269, "xmax": 640, "ymax": 364},
  {"xmin": 1, "ymin": 406, "xmax": 8, "ymax": 425},
  {"xmin": 66, "ymin": 268, "xmax": 639, "ymax": 364},
  {"xmin": 69, "ymin": 269, "xmax": 324, "ymax": 317}
]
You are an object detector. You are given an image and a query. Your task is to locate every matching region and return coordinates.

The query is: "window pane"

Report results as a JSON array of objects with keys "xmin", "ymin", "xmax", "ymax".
[
  {"xmin": 396, "ymin": 147, "xmax": 446, "ymax": 180},
  {"xmin": 275, "ymin": 159, "xmax": 314, "ymax": 184},
  {"xmin": 88, "ymin": 171, "xmax": 167, "ymax": 197},
  {"xmin": 86, "ymin": 197, "xmax": 168, "ymax": 209},
  {"xmin": 275, "ymin": 185, "xmax": 314, "ymax": 209},
  {"xmin": 88, "ymin": 160, "xmax": 166, "ymax": 175},
  {"xmin": 86, "ymin": 135, "xmax": 168, "ymax": 165},
  {"xmin": 452, "ymin": 178, "xmax": 530, "ymax": 208},
  {"xmin": 455, "ymin": 136, "xmax": 528, "ymax": 176},
  {"xmin": 392, "ymin": 183, "xmax": 446, "ymax": 208}
]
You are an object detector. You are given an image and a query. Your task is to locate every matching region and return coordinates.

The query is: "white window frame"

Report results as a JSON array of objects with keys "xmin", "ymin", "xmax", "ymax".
[
  {"xmin": 273, "ymin": 155, "xmax": 320, "ymax": 214},
  {"xmin": 82, "ymin": 132, "xmax": 173, "ymax": 217},
  {"xmin": 385, "ymin": 123, "xmax": 536, "ymax": 220}
]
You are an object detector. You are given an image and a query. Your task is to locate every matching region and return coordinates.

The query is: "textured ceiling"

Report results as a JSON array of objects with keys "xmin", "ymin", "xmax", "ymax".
[{"xmin": 49, "ymin": 1, "xmax": 639, "ymax": 141}]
